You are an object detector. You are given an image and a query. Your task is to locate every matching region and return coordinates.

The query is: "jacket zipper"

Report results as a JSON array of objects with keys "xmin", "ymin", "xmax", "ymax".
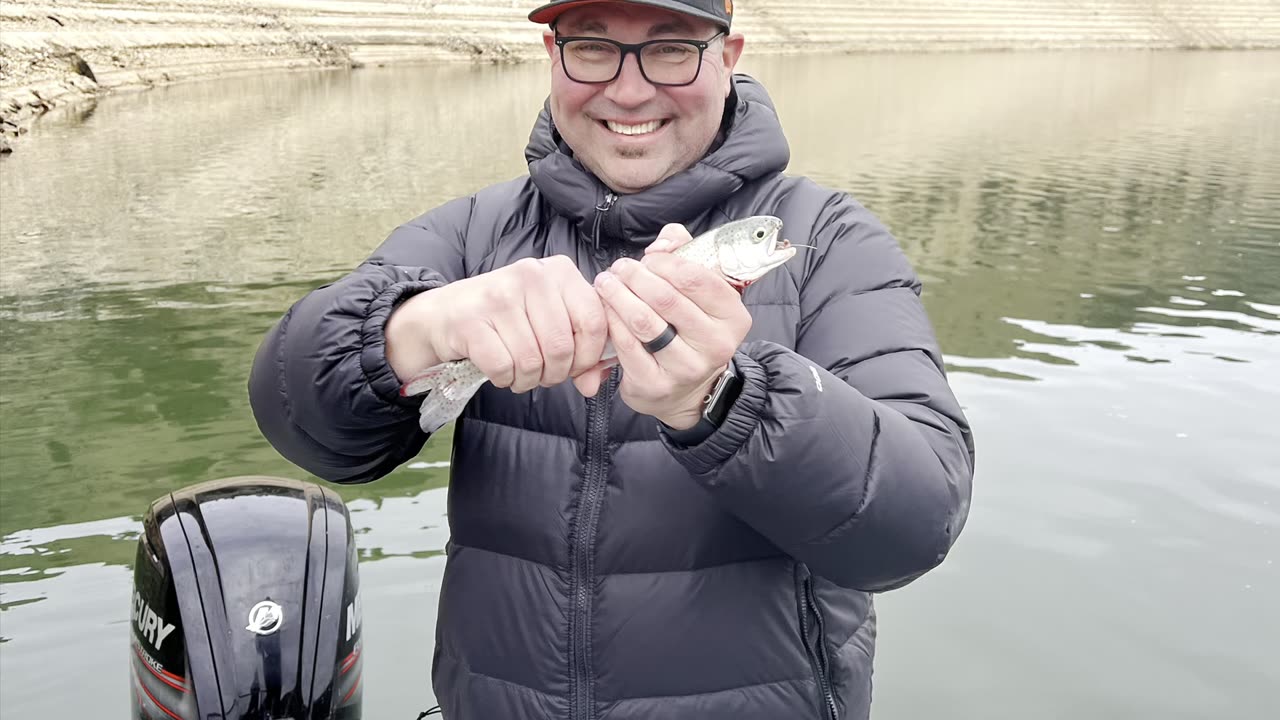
[
  {"xmin": 571, "ymin": 192, "xmax": 617, "ymax": 720},
  {"xmin": 569, "ymin": 348, "xmax": 619, "ymax": 720},
  {"xmin": 590, "ymin": 191, "xmax": 617, "ymax": 249},
  {"xmin": 798, "ymin": 564, "xmax": 839, "ymax": 720}
]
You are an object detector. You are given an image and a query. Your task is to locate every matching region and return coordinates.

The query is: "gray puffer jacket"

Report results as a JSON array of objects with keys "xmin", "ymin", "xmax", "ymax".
[{"xmin": 248, "ymin": 74, "xmax": 974, "ymax": 720}]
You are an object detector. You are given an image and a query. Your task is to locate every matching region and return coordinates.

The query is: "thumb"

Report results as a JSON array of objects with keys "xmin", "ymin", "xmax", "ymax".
[
  {"xmin": 646, "ymin": 223, "xmax": 694, "ymax": 254},
  {"xmin": 572, "ymin": 359, "xmax": 616, "ymax": 397}
]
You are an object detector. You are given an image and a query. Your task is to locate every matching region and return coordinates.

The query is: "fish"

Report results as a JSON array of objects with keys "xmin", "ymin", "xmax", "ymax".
[{"xmin": 399, "ymin": 215, "xmax": 796, "ymax": 434}]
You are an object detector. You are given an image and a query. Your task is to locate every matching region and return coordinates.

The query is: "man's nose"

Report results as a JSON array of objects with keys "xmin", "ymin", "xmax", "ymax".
[{"xmin": 603, "ymin": 52, "xmax": 657, "ymax": 107}]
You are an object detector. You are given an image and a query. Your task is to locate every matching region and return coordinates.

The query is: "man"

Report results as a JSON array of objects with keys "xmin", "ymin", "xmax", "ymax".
[{"xmin": 248, "ymin": 0, "xmax": 975, "ymax": 718}]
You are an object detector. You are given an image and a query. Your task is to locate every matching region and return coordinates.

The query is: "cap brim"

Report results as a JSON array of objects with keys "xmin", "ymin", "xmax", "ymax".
[{"xmin": 528, "ymin": 0, "xmax": 729, "ymax": 29}]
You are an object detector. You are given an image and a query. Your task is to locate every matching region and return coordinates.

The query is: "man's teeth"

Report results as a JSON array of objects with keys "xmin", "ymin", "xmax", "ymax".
[{"xmin": 605, "ymin": 120, "xmax": 663, "ymax": 136}]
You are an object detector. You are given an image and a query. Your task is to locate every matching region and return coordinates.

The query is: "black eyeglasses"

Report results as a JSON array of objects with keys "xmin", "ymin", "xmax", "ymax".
[{"xmin": 553, "ymin": 32, "xmax": 726, "ymax": 87}]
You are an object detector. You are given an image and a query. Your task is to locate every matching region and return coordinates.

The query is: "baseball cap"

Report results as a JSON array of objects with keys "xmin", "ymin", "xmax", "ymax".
[{"xmin": 528, "ymin": 0, "xmax": 733, "ymax": 31}]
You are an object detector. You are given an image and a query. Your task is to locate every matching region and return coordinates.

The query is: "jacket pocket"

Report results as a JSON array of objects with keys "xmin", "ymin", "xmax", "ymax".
[{"xmin": 795, "ymin": 562, "xmax": 838, "ymax": 720}]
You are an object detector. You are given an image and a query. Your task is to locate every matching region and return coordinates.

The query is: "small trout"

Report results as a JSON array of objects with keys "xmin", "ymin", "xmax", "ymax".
[{"xmin": 400, "ymin": 215, "xmax": 795, "ymax": 433}]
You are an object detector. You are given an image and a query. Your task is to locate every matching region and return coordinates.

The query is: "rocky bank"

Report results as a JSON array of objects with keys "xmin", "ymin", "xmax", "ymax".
[{"xmin": 2, "ymin": 0, "xmax": 1279, "ymax": 152}]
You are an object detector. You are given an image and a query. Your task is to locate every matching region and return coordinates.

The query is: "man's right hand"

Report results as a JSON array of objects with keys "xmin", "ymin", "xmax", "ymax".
[{"xmin": 386, "ymin": 256, "xmax": 611, "ymax": 396}]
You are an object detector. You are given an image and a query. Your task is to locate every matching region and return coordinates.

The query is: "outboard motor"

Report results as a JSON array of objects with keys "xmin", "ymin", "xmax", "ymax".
[{"xmin": 129, "ymin": 476, "xmax": 362, "ymax": 719}]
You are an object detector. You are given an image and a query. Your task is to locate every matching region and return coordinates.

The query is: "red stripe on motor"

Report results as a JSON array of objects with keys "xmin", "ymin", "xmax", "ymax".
[
  {"xmin": 133, "ymin": 665, "xmax": 185, "ymax": 720},
  {"xmin": 341, "ymin": 670, "xmax": 362, "ymax": 704},
  {"xmin": 340, "ymin": 648, "xmax": 361, "ymax": 674},
  {"xmin": 135, "ymin": 686, "xmax": 152, "ymax": 720},
  {"xmin": 134, "ymin": 641, "xmax": 189, "ymax": 692}
]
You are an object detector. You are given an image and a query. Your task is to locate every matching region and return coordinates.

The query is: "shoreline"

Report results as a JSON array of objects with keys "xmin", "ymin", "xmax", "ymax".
[
  {"xmin": 1, "ymin": 41, "xmax": 388, "ymax": 152},
  {"xmin": 3, "ymin": 0, "xmax": 1279, "ymax": 153},
  {"xmin": 0, "ymin": 0, "xmax": 553, "ymax": 151}
]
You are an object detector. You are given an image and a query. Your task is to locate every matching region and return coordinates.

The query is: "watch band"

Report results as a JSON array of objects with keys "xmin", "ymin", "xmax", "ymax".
[{"xmin": 662, "ymin": 361, "xmax": 744, "ymax": 446}]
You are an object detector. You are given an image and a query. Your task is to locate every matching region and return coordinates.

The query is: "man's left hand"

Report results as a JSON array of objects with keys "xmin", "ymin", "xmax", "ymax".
[{"xmin": 590, "ymin": 223, "xmax": 752, "ymax": 430}]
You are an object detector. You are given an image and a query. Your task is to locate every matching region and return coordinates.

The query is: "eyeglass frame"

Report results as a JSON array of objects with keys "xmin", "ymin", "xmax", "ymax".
[{"xmin": 552, "ymin": 31, "xmax": 727, "ymax": 87}]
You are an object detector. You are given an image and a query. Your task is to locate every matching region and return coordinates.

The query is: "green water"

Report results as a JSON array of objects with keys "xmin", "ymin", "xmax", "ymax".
[{"xmin": 1, "ymin": 50, "xmax": 1278, "ymax": 718}]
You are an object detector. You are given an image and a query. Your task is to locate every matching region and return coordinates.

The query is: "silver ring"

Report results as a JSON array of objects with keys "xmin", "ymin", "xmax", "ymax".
[{"xmin": 642, "ymin": 323, "xmax": 678, "ymax": 354}]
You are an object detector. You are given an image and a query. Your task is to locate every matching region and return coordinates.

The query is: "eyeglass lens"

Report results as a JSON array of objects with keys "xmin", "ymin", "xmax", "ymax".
[{"xmin": 561, "ymin": 39, "xmax": 706, "ymax": 85}]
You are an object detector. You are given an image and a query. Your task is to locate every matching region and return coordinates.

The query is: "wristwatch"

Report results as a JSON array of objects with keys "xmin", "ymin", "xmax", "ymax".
[{"xmin": 662, "ymin": 360, "xmax": 744, "ymax": 446}]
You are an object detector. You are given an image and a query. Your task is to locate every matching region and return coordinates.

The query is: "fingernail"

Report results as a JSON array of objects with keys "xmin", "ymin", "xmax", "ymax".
[
  {"xmin": 648, "ymin": 238, "xmax": 670, "ymax": 253},
  {"xmin": 595, "ymin": 271, "xmax": 616, "ymax": 287}
]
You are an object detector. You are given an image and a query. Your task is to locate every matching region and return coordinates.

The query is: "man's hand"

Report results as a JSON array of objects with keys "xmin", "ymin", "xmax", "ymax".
[
  {"xmin": 590, "ymin": 224, "xmax": 752, "ymax": 429},
  {"xmin": 385, "ymin": 256, "xmax": 612, "ymax": 396}
]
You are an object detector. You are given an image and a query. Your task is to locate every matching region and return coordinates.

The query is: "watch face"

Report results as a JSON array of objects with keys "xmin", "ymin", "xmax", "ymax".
[{"xmin": 704, "ymin": 367, "xmax": 743, "ymax": 425}]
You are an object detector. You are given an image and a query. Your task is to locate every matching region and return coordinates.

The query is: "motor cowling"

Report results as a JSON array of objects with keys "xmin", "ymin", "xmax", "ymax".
[{"xmin": 130, "ymin": 476, "xmax": 362, "ymax": 719}]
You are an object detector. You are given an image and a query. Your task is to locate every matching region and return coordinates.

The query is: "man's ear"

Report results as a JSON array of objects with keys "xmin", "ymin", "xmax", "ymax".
[
  {"xmin": 720, "ymin": 33, "xmax": 745, "ymax": 95},
  {"xmin": 543, "ymin": 29, "xmax": 557, "ymax": 59}
]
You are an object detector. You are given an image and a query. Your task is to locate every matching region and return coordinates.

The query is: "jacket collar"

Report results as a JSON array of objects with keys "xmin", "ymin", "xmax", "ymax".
[{"xmin": 525, "ymin": 74, "xmax": 790, "ymax": 246}]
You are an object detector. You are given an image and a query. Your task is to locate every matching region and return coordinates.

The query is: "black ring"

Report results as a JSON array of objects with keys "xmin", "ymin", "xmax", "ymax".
[{"xmin": 642, "ymin": 323, "xmax": 678, "ymax": 354}]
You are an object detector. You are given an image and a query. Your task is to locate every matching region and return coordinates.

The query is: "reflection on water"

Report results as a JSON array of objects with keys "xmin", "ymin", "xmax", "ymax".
[{"xmin": 2, "ymin": 50, "xmax": 1279, "ymax": 718}]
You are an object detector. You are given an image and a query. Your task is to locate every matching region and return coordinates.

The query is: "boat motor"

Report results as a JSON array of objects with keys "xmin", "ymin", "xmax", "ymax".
[{"xmin": 129, "ymin": 476, "xmax": 362, "ymax": 719}]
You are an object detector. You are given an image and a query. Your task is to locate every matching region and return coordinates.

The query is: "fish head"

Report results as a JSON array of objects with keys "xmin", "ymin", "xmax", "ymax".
[{"xmin": 708, "ymin": 215, "xmax": 794, "ymax": 287}]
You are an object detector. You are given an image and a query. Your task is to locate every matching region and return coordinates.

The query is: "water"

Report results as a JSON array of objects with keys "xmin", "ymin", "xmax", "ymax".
[{"xmin": 2, "ymin": 49, "xmax": 1278, "ymax": 718}]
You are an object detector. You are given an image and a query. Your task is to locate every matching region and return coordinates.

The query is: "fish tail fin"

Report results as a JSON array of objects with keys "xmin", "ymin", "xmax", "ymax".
[
  {"xmin": 400, "ymin": 361, "xmax": 486, "ymax": 434},
  {"xmin": 417, "ymin": 388, "xmax": 457, "ymax": 435}
]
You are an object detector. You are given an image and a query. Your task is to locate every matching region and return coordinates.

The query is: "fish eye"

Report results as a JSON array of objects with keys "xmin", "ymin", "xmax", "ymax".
[{"xmin": 752, "ymin": 228, "xmax": 767, "ymax": 242}]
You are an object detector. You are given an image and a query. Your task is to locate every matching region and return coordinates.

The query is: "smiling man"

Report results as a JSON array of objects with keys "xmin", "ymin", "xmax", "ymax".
[
  {"xmin": 537, "ymin": 0, "xmax": 742, "ymax": 192},
  {"xmin": 248, "ymin": 1, "xmax": 975, "ymax": 719}
]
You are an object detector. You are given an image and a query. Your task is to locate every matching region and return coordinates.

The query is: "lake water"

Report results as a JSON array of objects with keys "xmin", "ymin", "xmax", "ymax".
[{"xmin": 1, "ymin": 49, "xmax": 1278, "ymax": 718}]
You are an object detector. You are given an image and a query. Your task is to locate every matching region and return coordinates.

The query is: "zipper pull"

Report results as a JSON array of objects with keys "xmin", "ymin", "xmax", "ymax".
[{"xmin": 591, "ymin": 191, "xmax": 617, "ymax": 250}]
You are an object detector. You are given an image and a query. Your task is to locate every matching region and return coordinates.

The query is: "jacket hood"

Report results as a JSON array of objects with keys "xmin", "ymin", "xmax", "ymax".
[{"xmin": 525, "ymin": 74, "xmax": 790, "ymax": 245}]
